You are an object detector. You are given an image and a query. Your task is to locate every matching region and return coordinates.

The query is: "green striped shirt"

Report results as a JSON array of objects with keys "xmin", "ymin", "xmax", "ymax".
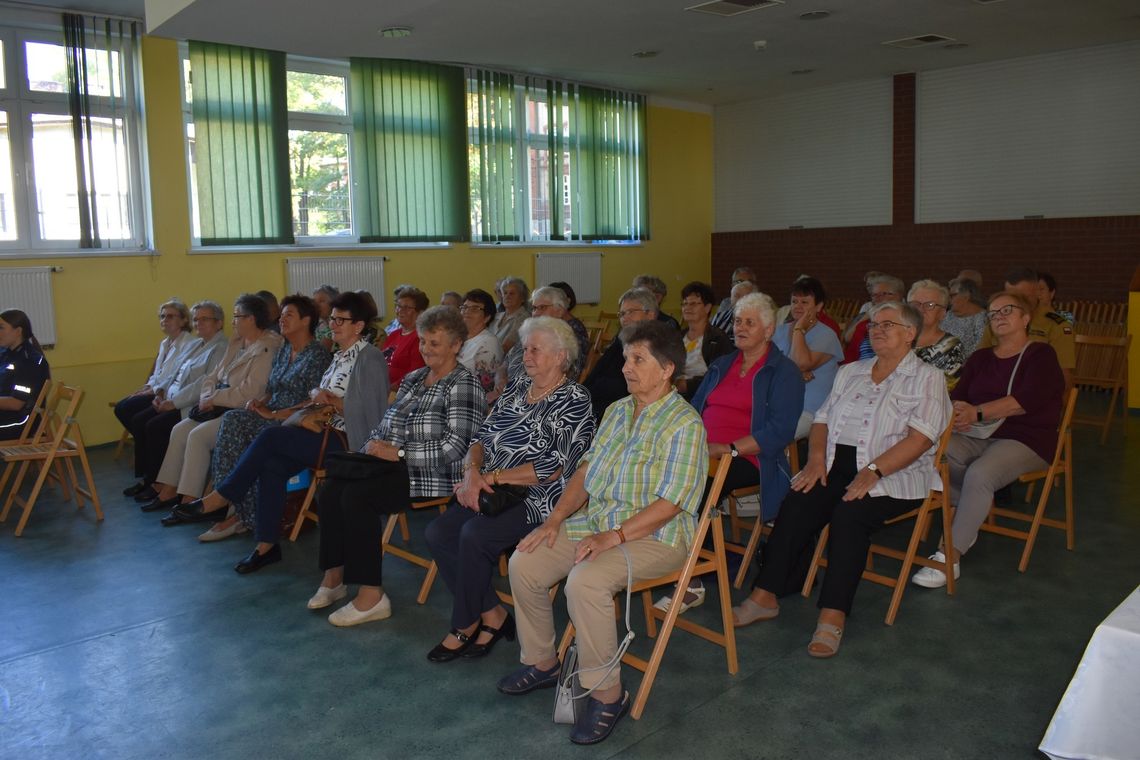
[{"xmin": 567, "ymin": 390, "xmax": 709, "ymax": 549}]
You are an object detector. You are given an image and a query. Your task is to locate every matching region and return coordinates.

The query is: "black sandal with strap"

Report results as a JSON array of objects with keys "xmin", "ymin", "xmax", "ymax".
[
  {"xmin": 462, "ymin": 613, "xmax": 516, "ymax": 659},
  {"xmin": 426, "ymin": 628, "xmax": 474, "ymax": 663},
  {"xmin": 496, "ymin": 663, "xmax": 561, "ymax": 695},
  {"xmin": 569, "ymin": 689, "xmax": 631, "ymax": 745}
]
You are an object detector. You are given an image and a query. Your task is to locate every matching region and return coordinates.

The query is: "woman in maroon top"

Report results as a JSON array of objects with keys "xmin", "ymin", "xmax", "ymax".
[
  {"xmin": 911, "ymin": 291, "xmax": 1064, "ymax": 589},
  {"xmin": 380, "ymin": 287, "xmax": 428, "ymax": 388}
]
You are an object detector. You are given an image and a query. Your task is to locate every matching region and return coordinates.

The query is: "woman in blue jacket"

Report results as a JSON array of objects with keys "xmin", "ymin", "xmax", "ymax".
[
  {"xmin": 0, "ymin": 310, "xmax": 50, "ymax": 434},
  {"xmin": 655, "ymin": 292, "xmax": 803, "ymax": 614}
]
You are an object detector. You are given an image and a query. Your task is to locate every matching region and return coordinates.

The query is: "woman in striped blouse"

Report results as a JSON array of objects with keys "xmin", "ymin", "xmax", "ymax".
[{"xmin": 733, "ymin": 301, "xmax": 951, "ymax": 659}]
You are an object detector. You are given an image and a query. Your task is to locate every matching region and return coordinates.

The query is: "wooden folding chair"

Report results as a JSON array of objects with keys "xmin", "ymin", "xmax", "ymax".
[
  {"xmin": 982, "ymin": 388, "xmax": 1078, "ymax": 572},
  {"xmin": 1073, "ymin": 334, "xmax": 1130, "ymax": 444},
  {"xmin": 107, "ymin": 400, "xmax": 133, "ymax": 461},
  {"xmin": 0, "ymin": 385, "xmax": 102, "ymax": 536},
  {"xmin": 1, "ymin": 380, "xmax": 53, "ymax": 447},
  {"xmin": 287, "ymin": 427, "xmax": 347, "ymax": 542},
  {"xmin": 801, "ymin": 424, "xmax": 955, "ymax": 625},
  {"xmin": 557, "ymin": 453, "xmax": 737, "ymax": 720},
  {"xmin": 581, "ymin": 319, "xmax": 610, "ymax": 355},
  {"xmin": 381, "ymin": 496, "xmax": 450, "ymax": 604},
  {"xmin": 724, "ymin": 442, "xmax": 801, "ymax": 589},
  {"xmin": 0, "ymin": 381, "xmax": 67, "ymax": 500}
]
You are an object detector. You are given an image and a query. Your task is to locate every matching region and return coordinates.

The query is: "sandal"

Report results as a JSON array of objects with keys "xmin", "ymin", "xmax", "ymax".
[
  {"xmin": 732, "ymin": 597, "xmax": 779, "ymax": 627},
  {"xmin": 569, "ymin": 689, "xmax": 631, "ymax": 745},
  {"xmin": 426, "ymin": 629, "xmax": 474, "ymax": 663},
  {"xmin": 496, "ymin": 663, "xmax": 561, "ymax": 695},
  {"xmin": 807, "ymin": 623, "xmax": 843, "ymax": 658}
]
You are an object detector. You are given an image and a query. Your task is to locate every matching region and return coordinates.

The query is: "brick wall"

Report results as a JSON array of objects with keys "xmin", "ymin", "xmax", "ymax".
[{"xmin": 712, "ymin": 73, "xmax": 1140, "ymax": 303}]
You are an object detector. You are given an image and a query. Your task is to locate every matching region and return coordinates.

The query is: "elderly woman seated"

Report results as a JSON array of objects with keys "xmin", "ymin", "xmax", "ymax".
[
  {"xmin": 145, "ymin": 295, "xmax": 283, "ymax": 513},
  {"xmin": 774, "ymin": 276, "xmax": 843, "ymax": 440},
  {"xmin": 504, "ymin": 286, "xmax": 591, "ymax": 385},
  {"xmin": 130, "ymin": 301, "xmax": 228, "ymax": 506},
  {"xmin": 311, "ymin": 284, "xmax": 339, "ymax": 351},
  {"xmin": 166, "ymin": 292, "xmax": 389, "ymax": 573},
  {"xmin": 490, "ymin": 276, "xmax": 530, "ymax": 353},
  {"xmin": 940, "ymin": 277, "xmax": 987, "ymax": 357},
  {"xmin": 733, "ymin": 301, "xmax": 950, "ymax": 659},
  {"xmin": 656, "ymin": 292, "xmax": 803, "ymax": 613},
  {"xmin": 195, "ymin": 295, "xmax": 331, "ymax": 541},
  {"xmin": 583, "ymin": 288, "xmax": 658, "ymax": 420},
  {"xmin": 842, "ymin": 274, "xmax": 906, "ymax": 364},
  {"xmin": 423, "ymin": 316, "xmax": 596, "ymax": 660},
  {"xmin": 496, "ymin": 320, "xmax": 708, "ymax": 746},
  {"xmin": 306, "ymin": 306, "xmax": 487, "ymax": 625},
  {"xmin": 458, "ymin": 288, "xmax": 506, "ymax": 398},
  {"xmin": 908, "ymin": 279, "xmax": 964, "ymax": 388},
  {"xmin": 674, "ymin": 281, "xmax": 733, "ymax": 400},
  {"xmin": 912, "ymin": 291, "xmax": 1064, "ymax": 588},
  {"xmin": 380, "ymin": 286, "xmax": 428, "ymax": 388}
]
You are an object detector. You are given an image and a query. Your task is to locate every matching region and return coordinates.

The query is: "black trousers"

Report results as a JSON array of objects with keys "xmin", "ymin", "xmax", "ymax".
[
  {"xmin": 707, "ymin": 456, "xmax": 759, "ymax": 505},
  {"xmin": 754, "ymin": 445, "xmax": 922, "ymax": 615},
  {"xmin": 128, "ymin": 406, "xmax": 182, "ymax": 481},
  {"xmin": 114, "ymin": 393, "xmax": 153, "ymax": 430},
  {"xmin": 316, "ymin": 469, "xmax": 411, "ymax": 587},
  {"xmin": 424, "ymin": 502, "xmax": 533, "ymax": 630}
]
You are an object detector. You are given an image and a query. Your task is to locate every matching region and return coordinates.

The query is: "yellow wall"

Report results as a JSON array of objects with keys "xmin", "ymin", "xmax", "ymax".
[{"xmin": 1, "ymin": 36, "xmax": 714, "ymax": 444}]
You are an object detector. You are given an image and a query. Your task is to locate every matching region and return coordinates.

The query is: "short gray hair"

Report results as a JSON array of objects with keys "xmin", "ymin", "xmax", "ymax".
[
  {"xmin": 617, "ymin": 288, "xmax": 658, "ymax": 315},
  {"xmin": 417, "ymin": 305, "xmax": 468, "ymax": 345},
  {"xmin": 949, "ymin": 277, "xmax": 985, "ymax": 307},
  {"xmin": 733, "ymin": 292, "xmax": 778, "ymax": 329},
  {"xmin": 730, "ymin": 281, "xmax": 756, "ymax": 301},
  {"xmin": 518, "ymin": 316, "xmax": 578, "ymax": 372},
  {"xmin": 312, "ymin": 284, "xmax": 339, "ymax": 300},
  {"xmin": 867, "ymin": 274, "xmax": 906, "ymax": 297},
  {"xmin": 868, "ymin": 301, "xmax": 921, "ymax": 347},
  {"xmin": 907, "ymin": 279, "xmax": 949, "ymax": 307},
  {"xmin": 500, "ymin": 276, "xmax": 530, "ymax": 302},
  {"xmin": 632, "ymin": 274, "xmax": 667, "ymax": 299},
  {"xmin": 190, "ymin": 300, "xmax": 224, "ymax": 322},
  {"xmin": 158, "ymin": 299, "xmax": 191, "ymax": 331},
  {"xmin": 531, "ymin": 285, "xmax": 569, "ymax": 313}
]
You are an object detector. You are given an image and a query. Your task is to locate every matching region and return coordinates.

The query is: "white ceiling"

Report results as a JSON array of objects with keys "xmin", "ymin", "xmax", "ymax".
[{"xmin": 22, "ymin": 0, "xmax": 1140, "ymax": 105}]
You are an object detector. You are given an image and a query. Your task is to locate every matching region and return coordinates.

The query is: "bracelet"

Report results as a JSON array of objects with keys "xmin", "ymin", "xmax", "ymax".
[
  {"xmin": 614, "ymin": 526, "xmax": 627, "ymax": 544},
  {"xmin": 793, "ymin": 327, "xmax": 806, "ymax": 334},
  {"xmin": 492, "ymin": 469, "xmax": 502, "ymax": 485},
  {"xmin": 462, "ymin": 461, "xmax": 477, "ymax": 473}
]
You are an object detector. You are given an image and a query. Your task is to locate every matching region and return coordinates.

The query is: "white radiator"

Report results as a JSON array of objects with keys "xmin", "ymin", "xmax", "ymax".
[
  {"xmin": 534, "ymin": 252, "xmax": 603, "ymax": 305},
  {"xmin": 0, "ymin": 267, "xmax": 57, "ymax": 347},
  {"xmin": 285, "ymin": 257, "xmax": 387, "ymax": 318}
]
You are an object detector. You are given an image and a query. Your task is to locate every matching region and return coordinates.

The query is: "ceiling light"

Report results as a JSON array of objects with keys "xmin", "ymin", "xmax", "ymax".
[
  {"xmin": 379, "ymin": 26, "xmax": 413, "ymax": 38},
  {"xmin": 799, "ymin": 10, "xmax": 831, "ymax": 20},
  {"xmin": 632, "ymin": 50, "xmax": 660, "ymax": 59}
]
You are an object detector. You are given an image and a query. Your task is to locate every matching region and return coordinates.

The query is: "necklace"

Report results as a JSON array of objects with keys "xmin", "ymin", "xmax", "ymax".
[{"xmin": 527, "ymin": 376, "xmax": 566, "ymax": 404}]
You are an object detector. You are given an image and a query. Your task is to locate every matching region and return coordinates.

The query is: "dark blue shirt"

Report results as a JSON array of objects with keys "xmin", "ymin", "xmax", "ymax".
[{"xmin": 0, "ymin": 342, "xmax": 50, "ymax": 424}]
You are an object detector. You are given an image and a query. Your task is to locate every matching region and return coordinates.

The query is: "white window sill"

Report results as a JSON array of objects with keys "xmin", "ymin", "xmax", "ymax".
[
  {"xmin": 0, "ymin": 247, "xmax": 156, "ymax": 260},
  {"xmin": 469, "ymin": 240, "xmax": 643, "ymax": 249},
  {"xmin": 187, "ymin": 241, "xmax": 453, "ymax": 255}
]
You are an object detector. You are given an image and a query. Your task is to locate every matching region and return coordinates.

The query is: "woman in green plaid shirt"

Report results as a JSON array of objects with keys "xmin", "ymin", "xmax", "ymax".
[{"xmin": 496, "ymin": 320, "xmax": 708, "ymax": 746}]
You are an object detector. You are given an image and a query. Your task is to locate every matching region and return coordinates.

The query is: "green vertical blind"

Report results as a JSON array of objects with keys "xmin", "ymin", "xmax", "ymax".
[
  {"xmin": 578, "ymin": 86, "xmax": 648, "ymax": 241},
  {"xmin": 468, "ymin": 69, "xmax": 519, "ymax": 241},
  {"xmin": 190, "ymin": 41, "xmax": 292, "ymax": 245},
  {"xmin": 350, "ymin": 58, "xmax": 467, "ymax": 242}
]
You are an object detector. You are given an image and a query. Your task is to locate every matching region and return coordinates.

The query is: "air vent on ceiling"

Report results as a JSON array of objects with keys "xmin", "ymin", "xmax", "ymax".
[
  {"xmin": 882, "ymin": 34, "xmax": 956, "ymax": 49},
  {"xmin": 685, "ymin": 0, "xmax": 784, "ymax": 18}
]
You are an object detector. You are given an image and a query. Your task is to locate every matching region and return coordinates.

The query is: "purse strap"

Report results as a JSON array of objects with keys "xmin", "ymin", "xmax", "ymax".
[
  {"xmin": 1005, "ymin": 343, "xmax": 1029, "ymax": 395},
  {"xmin": 564, "ymin": 544, "xmax": 635, "ymax": 701}
]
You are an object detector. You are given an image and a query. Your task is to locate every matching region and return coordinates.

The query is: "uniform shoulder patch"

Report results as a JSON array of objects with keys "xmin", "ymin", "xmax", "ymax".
[{"xmin": 1045, "ymin": 311, "xmax": 1070, "ymax": 325}]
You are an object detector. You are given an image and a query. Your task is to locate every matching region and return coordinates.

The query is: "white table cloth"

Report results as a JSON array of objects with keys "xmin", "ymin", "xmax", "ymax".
[{"xmin": 1040, "ymin": 585, "xmax": 1140, "ymax": 760}]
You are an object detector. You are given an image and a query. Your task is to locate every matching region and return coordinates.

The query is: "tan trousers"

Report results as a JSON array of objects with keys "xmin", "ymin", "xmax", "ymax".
[
  {"xmin": 509, "ymin": 523, "xmax": 687, "ymax": 690},
  {"xmin": 156, "ymin": 416, "xmax": 223, "ymax": 497}
]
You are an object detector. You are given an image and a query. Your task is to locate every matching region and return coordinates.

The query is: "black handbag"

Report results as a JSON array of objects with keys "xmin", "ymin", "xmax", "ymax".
[
  {"xmin": 319, "ymin": 452, "xmax": 410, "ymax": 515},
  {"xmin": 188, "ymin": 404, "xmax": 232, "ymax": 422},
  {"xmin": 477, "ymin": 484, "xmax": 528, "ymax": 517}
]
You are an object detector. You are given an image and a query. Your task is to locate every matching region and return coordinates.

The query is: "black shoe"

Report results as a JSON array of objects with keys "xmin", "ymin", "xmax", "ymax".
[
  {"xmin": 171, "ymin": 499, "xmax": 227, "ymax": 524},
  {"xmin": 140, "ymin": 495, "xmax": 180, "ymax": 513},
  {"xmin": 234, "ymin": 544, "xmax": 281, "ymax": 574},
  {"xmin": 123, "ymin": 480, "xmax": 150, "ymax": 497},
  {"xmin": 462, "ymin": 613, "xmax": 516, "ymax": 659},
  {"xmin": 133, "ymin": 486, "xmax": 159, "ymax": 503},
  {"xmin": 426, "ymin": 629, "xmax": 476, "ymax": 663}
]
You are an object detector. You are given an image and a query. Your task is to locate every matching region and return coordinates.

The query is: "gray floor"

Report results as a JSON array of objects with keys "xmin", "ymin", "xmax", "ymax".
[{"xmin": 1, "ymin": 404, "xmax": 1138, "ymax": 759}]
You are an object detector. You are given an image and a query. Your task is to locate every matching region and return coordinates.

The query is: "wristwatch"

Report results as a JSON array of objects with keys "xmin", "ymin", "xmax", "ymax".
[
  {"xmin": 397, "ymin": 447, "xmax": 406, "ymax": 459},
  {"xmin": 729, "ymin": 443, "xmax": 740, "ymax": 458},
  {"xmin": 867, "ymin": 462, "xmax": 883, "ymax": 479},
  {"xmin": 976, "ymin": 408, "xmax": 984, "ymax": 422}
]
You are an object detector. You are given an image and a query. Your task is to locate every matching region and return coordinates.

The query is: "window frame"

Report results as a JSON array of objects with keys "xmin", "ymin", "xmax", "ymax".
[{"xmin": 0, "ymin": 21, "xmax": 150, "ymax": 257}]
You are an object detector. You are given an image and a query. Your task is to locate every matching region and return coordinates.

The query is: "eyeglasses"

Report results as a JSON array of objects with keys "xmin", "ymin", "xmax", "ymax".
[
  {"xmin": 193, "ymin": 316, "xmax": 219, "ymax": 323},
  {"xmin": 159, "ymin": 313, "xmax": 180, "ymax": 320},
  {"xmin": 908, "ymin": 300, "xmax": 946, "ymax": 312},
  {"xmin": 459, "ymin": 304, "xmax": 483, "ymax": 314},
  {"xmin": 531, "ymin": 303, "xmax": 553, "ymax": 313},
  {"xmin": 618, "ymin": 308, "xmax": 645, "ymax": 319},
  {"xmin": 986, "ymin": 303, "xmax": 1024, "ymax": 321},
  {"xmin": 867, "ymin": 320, "xmax": 907, "ymax": 332},
  {"xmin": 328, "ymin": 316, "xmax": 354, "ymax": 326},
  {"xmin": 731, "ymin": 278, "xmax": 754, "ymax": 286}
]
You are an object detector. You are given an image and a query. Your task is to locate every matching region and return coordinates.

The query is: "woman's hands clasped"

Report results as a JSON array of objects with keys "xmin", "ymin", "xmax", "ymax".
[{"xmin": 453, "ymin": 467, "xmax": 495, "ymax": 511}]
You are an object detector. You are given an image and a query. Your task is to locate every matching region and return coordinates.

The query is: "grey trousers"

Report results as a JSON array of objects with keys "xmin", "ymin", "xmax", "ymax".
[
  {"xmin": 156, "ymin": 416, "xmax": 223, "ymax": 497},
  {"xmin": 508, "ymin": 524, "xmax": 687, "ymax": 690},
  {"xmin": 945, "ymin": 433, "xmax": 1047, "ymax": 554}
]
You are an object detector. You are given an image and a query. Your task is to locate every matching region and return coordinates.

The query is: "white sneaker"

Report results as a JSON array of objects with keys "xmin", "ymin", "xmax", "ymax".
[
  {"xmin": 911, "ymin": 552, "xmax": 961, "ymax": 589},
  {"xmin": 328, "ymin": 594, "xmax": 392, "ymax": 627},
  {"xmin": 307, "ymin": 584, "xmax": 348, "ymax": 610}
]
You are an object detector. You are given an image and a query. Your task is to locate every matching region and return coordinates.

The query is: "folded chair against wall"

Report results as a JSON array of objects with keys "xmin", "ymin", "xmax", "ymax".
[
  {"xmin": 0, "ymin": 385, "xmax": 102, "ymax": 536},
  {"xmin": 982, "ymin": 388, "xmax": 1078, "ymax": 572},
  {"xmin": 801, "ymin": 424, "xmax": 955, "ymax": 626},
  {"xmin": 557, "ymin": 453, "xmax": 737, "ymax": 720},
  {"xmin": 1073, "ymin": 334, "xmax": 1130, "ymax": 444}
]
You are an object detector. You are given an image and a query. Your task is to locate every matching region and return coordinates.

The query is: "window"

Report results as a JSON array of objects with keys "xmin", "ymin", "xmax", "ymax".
[{"xmin": 0, "ymin": 16, "xmax": 147, "ymax": 253}]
